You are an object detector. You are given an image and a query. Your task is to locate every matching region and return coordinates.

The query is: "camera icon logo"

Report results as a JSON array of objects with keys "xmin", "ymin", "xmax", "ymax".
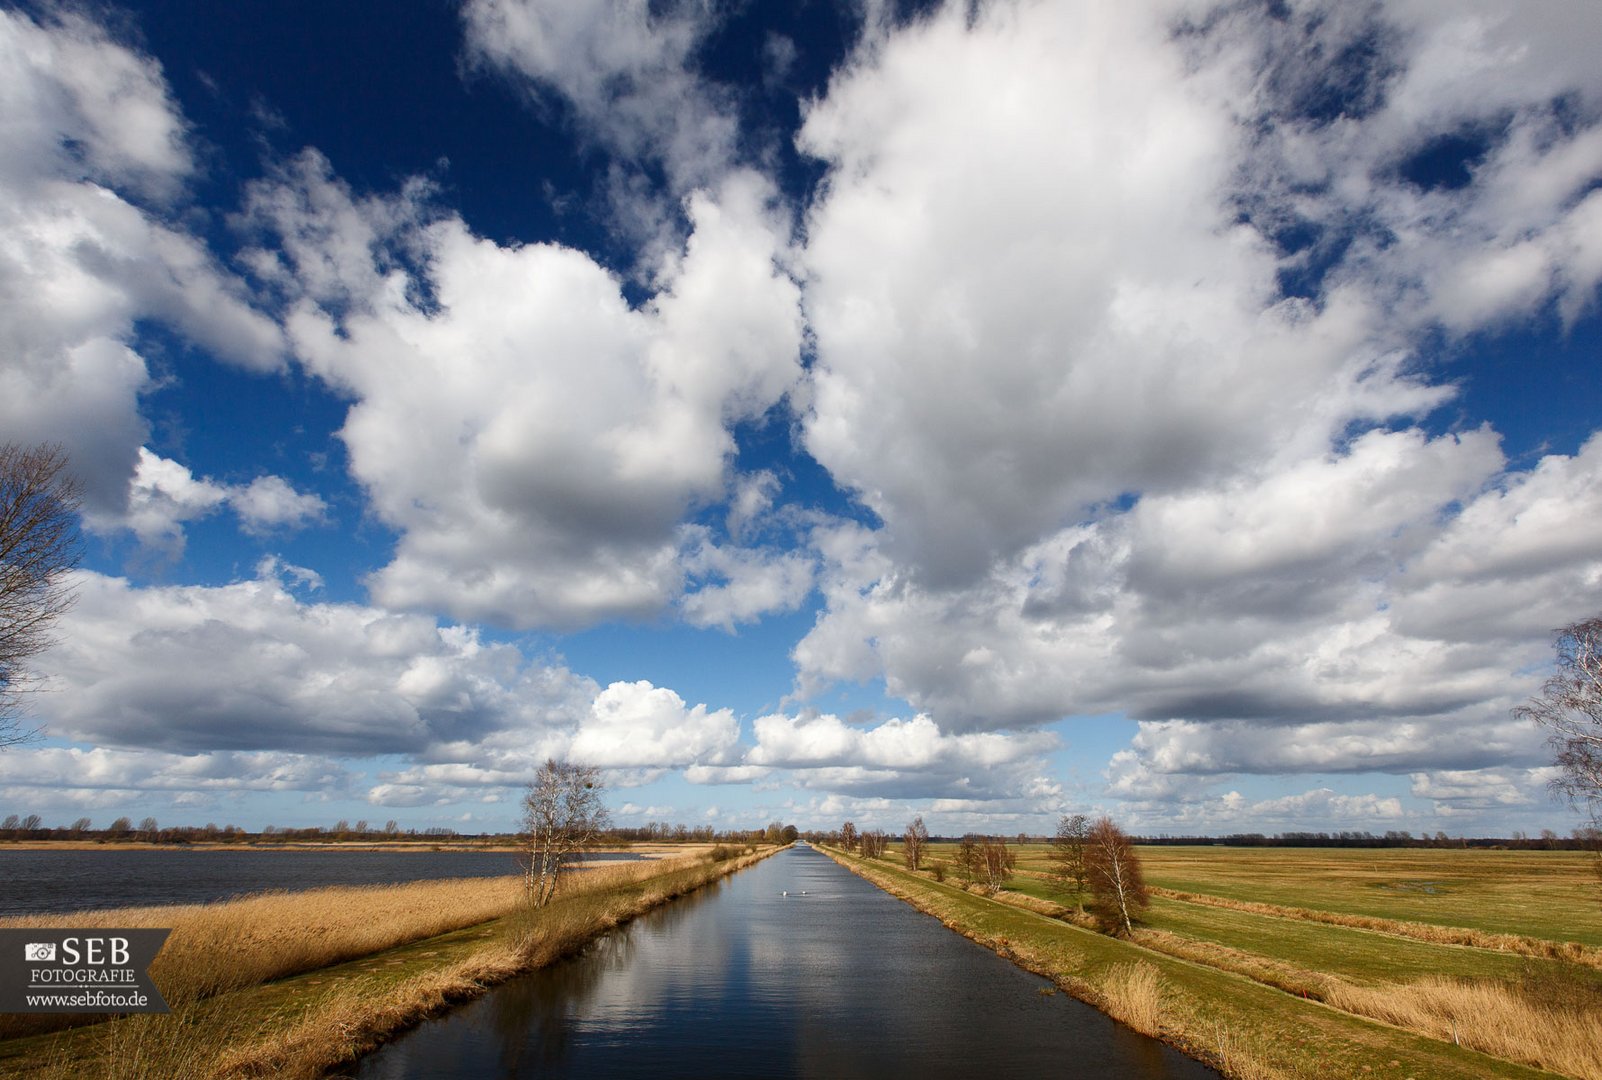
[{"xmin": 24, "ymin": 943, "xmax": 56, "ymax": 962}]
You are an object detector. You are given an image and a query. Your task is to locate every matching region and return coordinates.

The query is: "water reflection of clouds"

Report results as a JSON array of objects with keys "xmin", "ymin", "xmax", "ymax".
[{"xmin": 356, "ymin": 848, "xmax": 1218, "ymax": 1078}]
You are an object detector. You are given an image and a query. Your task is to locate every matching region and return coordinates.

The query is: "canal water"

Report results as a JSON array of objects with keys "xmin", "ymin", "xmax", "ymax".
[
  {"xmin": 0, "ymin": 849, "xmax": 639, "ymax": 915},
  {"xmin": 351, "ymin": 844, "xmax": 1218, "ymax": 1079}
]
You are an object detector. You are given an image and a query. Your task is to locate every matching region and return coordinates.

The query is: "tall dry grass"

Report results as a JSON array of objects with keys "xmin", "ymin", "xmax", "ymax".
[
  {"xmin": 1151, "ymin": 887, "xmax": 1602, "ymax": 969},
  {"xmin": 1209, "ymin": 1022, "xmax": 1289, "ymax": 1080},
  {"xmin": 12, "ymin": 849, "xmax": 774, "ymax": 1080},
  {"xmin": 1099, "ymin": 961, "xmax": 1165, "ymax": 1037},
  {"xmin": 0, "ymin": 875, "xmax": 524, "ymax": 1021},
  {"xmin": 1324, "ymin": 976, "xmax": 1602, "ymax": 1080}
]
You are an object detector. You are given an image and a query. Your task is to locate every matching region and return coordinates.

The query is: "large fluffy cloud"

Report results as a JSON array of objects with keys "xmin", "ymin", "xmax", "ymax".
[
  {"xmin": 41, "ymin": 567, "xmax": 588, "ymax": 755},
  {"xmin": 800, "ymin": 2, "xmax": 1448, "ymax": 586},
  {"xmin": 244, "ymin": 153, "xmax": 805, "ymax": 629},
  {"xmin": 788, "ymin": 0, "xmax": 1602, "ymax": 822},
  {"xmin": 0, "ymin": 9, "xmax": 284, "ymax": 519},
  {"xmin": 731, "ymin": 711, "xmax": 1061, "ymax": 805},
  {"xmin": 32, "ymin": 567, "xmax": 757, "ymax": 809}
]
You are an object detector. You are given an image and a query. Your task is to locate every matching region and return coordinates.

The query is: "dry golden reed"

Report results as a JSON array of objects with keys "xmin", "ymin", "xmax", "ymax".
[
  {"xmin": 0, "ymin": 874, "xmax": 526, "ymax": 1007},
  {"xmin": 1100, "ymin": 961, "xmax": 1165, "ymax": 1037},
  {"xmin": 11, "ymin": 849, "xmax": 771, "ymax": 1080},
  {"xmin": 1324, "ymin": 976, "xmax": 1602, "ymax": 1080}
]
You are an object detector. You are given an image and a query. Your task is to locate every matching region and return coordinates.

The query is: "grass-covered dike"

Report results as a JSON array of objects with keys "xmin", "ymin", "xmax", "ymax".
[
  {"xmin": 821, "ymin": 842, "xmax": 1602, "ymax": 1079},
  {"xmin": 0, "ymin": 844, "xmax": 780, "ymax": 1079}
]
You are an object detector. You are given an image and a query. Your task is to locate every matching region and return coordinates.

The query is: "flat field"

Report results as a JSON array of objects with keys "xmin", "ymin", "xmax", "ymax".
[
  {"xmin": 1136, "ymin": 846, "xmax": 1602, "ymax": 945},
  {"xmin": 885, "ymin": 841, "xmax": 1602, "ymax": 1079}
]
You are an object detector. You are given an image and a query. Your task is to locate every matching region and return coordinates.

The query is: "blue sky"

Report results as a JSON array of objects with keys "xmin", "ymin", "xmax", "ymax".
[{"xmin": 4, "ymin": 0, "xmax": 1602, "ymax": 837}]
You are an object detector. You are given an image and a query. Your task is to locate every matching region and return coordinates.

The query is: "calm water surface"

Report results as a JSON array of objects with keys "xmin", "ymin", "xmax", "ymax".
[
  {"xmin": 351, "ymin": 845, "xmax": 1218, "ymax": 1079},
  {"xmin": 0, "ymin": 849, "xmax": 637, "ymax": 915}
]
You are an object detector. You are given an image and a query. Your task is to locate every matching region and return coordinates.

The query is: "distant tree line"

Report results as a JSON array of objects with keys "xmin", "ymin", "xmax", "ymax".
[
  {"xmin": 0, "ymin": 813, "xmax": 796, "ymax": 846},
  {"xmin": 1137, "ymin": 829, "xmax": 1600, "ymax": 850}
]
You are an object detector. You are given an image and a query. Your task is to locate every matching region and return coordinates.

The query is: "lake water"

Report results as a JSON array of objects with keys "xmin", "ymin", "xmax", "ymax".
[
  {"xmin": 352, "ymin": 844, "xmax": 1218, "ymax": 1079},
  {"xmin": 0, "ymin": 849, "xmax": 638, "ymax": 915}
]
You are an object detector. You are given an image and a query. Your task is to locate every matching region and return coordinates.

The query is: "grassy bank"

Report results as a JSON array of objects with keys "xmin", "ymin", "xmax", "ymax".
[
  {"xmin": 824, "ymin": 844, "xmax": 1595, "ymax": 1079},
  {"xmin": 0, "ymin": 846, "xmax": 778, "ymax": 1079}
]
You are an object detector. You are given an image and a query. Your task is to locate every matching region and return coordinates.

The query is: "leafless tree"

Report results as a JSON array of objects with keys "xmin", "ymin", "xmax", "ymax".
[
  {"xmin": 860, "ymin": 828, "xmax": 888, "ymax": 858},
  {"xmin": 1085, "ymin": 817, "xmax": 1149, "ymax": 936},
  {"xmin": 0, "ymin": 443, "xmax": 82, "ymax": 748},
  {"xmin": 839, "ymin": 820, "xmax": 858, "ymax": 852},
  {"xmin": 1049, "ymin": 812, "xmax": 1091, "ymax": 903},
  {"xmin": 903, "ymin": 815, "xmax": 929, "ymax": 871},
  {"xmin": 977, "ymin": 836, "xmax": 1016, "ymax": 894},
  {"xmin": 955, "ymin": 834, "xmax": 981, "ymax": 884},
  {"xmin": 1516, "ymin": 616, "xmax": 1602, "ymax": 831},
  {"xmin": 522, "ymin": 759, "xmax": 610, "ymax": 907}
]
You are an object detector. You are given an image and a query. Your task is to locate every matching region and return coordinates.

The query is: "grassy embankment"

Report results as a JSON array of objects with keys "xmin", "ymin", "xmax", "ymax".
[
  {"xmin": 0, "ymin": 844, "xmax": 777, "ymax": 1079},
  {"xmin": 823, "ymin": 842, "xmax": 1602, "ymax": 1079}
]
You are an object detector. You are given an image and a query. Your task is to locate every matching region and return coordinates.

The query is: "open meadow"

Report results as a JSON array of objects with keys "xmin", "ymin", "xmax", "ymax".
[
  {"xmin": 0, "ymin": 845, "xmax": 775, "ymax": 1079},
  {"xmin": 842, "ymin": 841, "xmax": 1602, "ymax": 1079}
]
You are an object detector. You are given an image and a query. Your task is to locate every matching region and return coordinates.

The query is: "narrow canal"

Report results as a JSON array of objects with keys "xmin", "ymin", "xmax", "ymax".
[{"xmin": 351, "ymin": 844, "xmax": 1218, "ymax": 1078}]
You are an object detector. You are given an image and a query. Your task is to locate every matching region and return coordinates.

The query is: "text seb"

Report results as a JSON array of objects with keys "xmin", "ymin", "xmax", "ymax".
[{"xmin": 57, "ymin": 938, "xmax": 131, "ymax": 965}]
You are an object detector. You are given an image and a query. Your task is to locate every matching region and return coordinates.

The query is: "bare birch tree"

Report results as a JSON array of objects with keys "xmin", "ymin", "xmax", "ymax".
[
  {"xmin": 521, "ymin": 759, "xmax": 609, "ymax": 907},
  {"xmin": 839, "ymin": 820, "xmax": 858, "ymax": 852},
  {"xmin": 1516, "ymin": 615, "xmax": 1602, "ymax": 830},
  {"xmin": 1085, "ymin": 817, "xmax": 1149, "ymax": 935},
  {"xmin": 977, "ymin": 836, "xmax": 1015, "ymax": 894},
  {"xmin": 903, "ymin": 815, "xmax": 929, "ymax": 871},
  {"xmin": 0, "ymin": 443, "xmax": 82, "ymax": 748}
]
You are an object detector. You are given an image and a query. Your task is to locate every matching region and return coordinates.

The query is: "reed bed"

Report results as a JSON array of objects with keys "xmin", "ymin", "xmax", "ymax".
[
  {"xmin": 1324, "ymin": 976, "xmax": 1602, "ymax": 1080},
  {"xmin": 7, "ymin": 848, "xmax": 774, "ymax": 1080},
  {"xmin": 1100, "ymin": 961, "xmax": 1165, "ymax": 1037},
  {"xmin": 0, "ymin": 873, "xmax": 525, "ymax": 1042}
]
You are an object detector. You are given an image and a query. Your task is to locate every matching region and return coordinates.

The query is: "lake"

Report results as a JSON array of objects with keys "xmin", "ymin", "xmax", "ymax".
[
  {"xmin": 0, "ymin": 848, "xmax": 638, "ymax": 915},
  {"xmin": 352, "ymin": 844, "xmax": 1219, "ymax": 1079}
]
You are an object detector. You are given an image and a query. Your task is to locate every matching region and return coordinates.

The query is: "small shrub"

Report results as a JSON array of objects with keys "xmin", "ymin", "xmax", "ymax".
[{"xmin": 930, "ymin": 859, "xmax": 947, "ymax": 883}]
